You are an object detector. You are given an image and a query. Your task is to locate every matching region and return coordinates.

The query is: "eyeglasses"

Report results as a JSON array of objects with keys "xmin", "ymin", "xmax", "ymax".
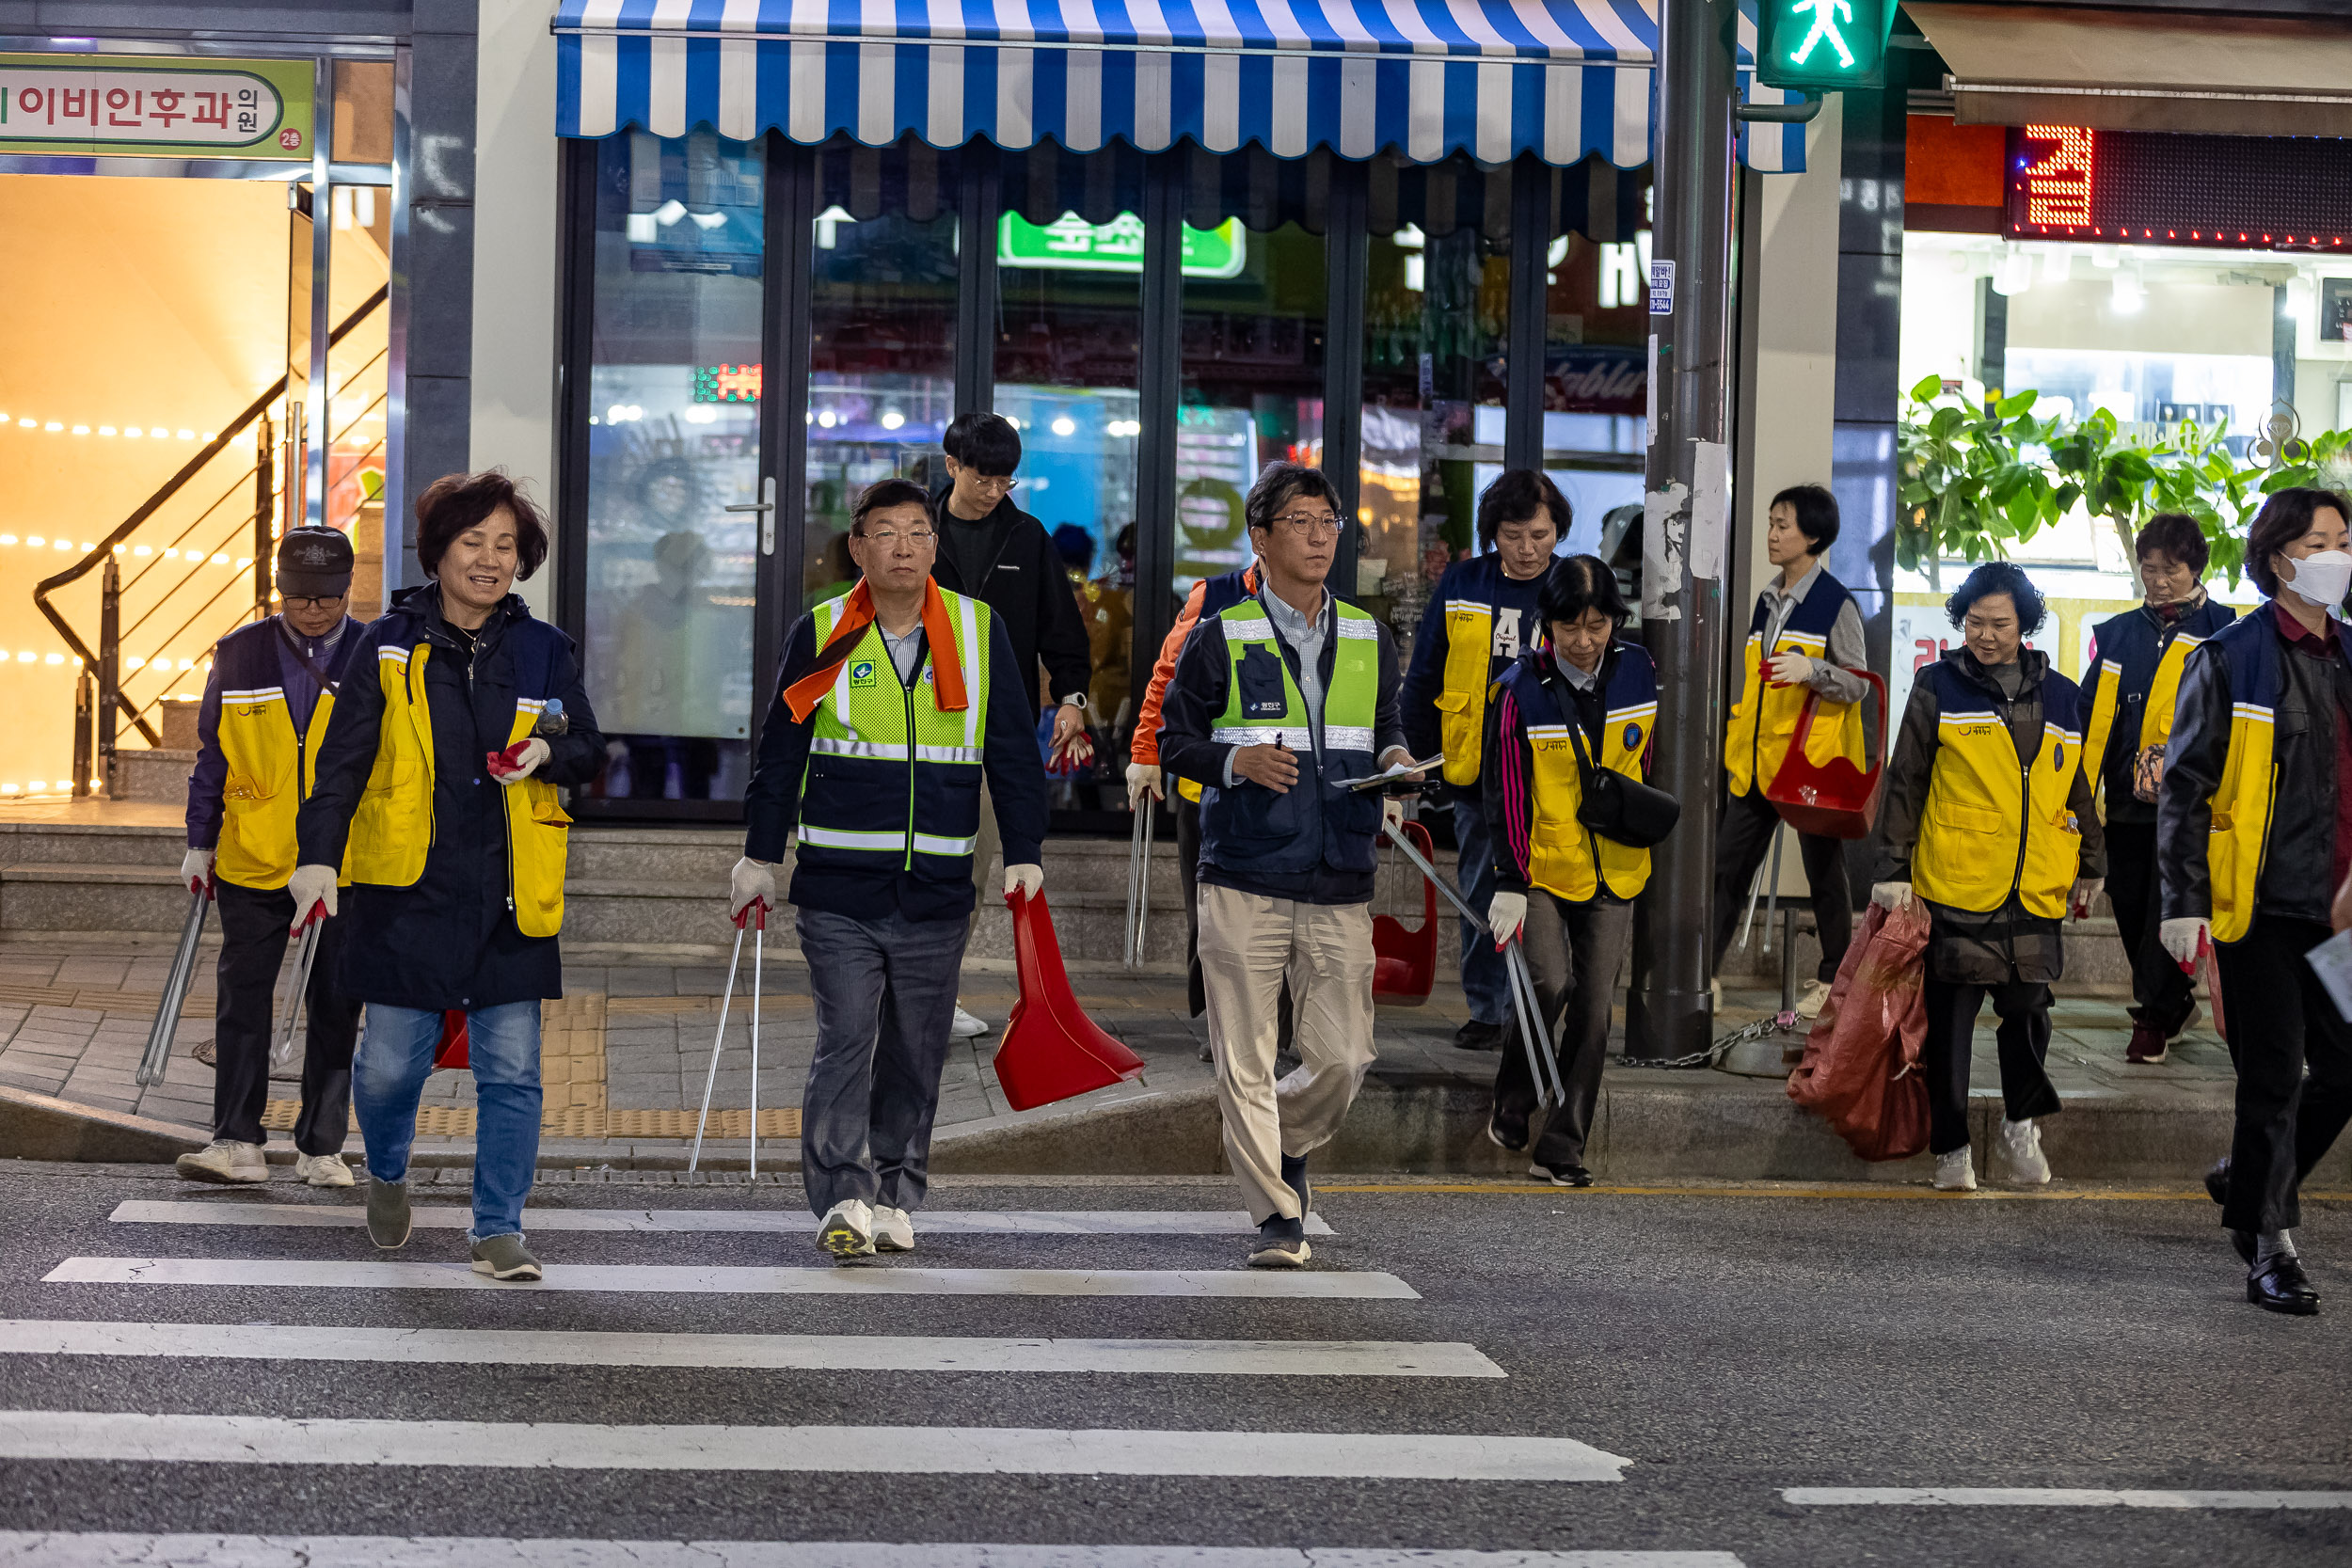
[
  {"xmin": 955, "ymin": 468, "xmax": 1019, "ymax": 495},
  {"xmin": 860, "ymin": 529, "xmax": 937, "ymax": 548},
  {"xmin": 1268, "ymin": 511, "xmax": 1343, "ymax": 538},
  {"xmin": 282, "ymin": 594, "xmax": 344, "ymax": 610}
]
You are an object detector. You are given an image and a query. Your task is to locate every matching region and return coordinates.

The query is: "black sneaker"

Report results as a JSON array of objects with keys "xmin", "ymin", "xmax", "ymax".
[
  {"xmin": 1529, "ymin": 1161, "xmax": 1594, "ymax": 1188},
  {"xmin": 1279, "ymin": 1151, "xmax": 1311, "ymax": 1218},
  {"xmin": 1248, "ymin": 1214, "xmax": 1311, "ymax": 1268},
  {"xmin": 1452, "ymin": 1018, "xmax": 1505, "ymax": 1052},
  {"xmin": 1486, "ymin": 1117, "xmax": 1530, "ymax": 1153}
]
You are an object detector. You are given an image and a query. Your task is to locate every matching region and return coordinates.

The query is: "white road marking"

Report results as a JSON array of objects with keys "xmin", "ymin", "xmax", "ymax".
[
  {"xmin": 107, "ymin": 1201, "xmax": 1336, "ymax": 1237},
  {"xmin": 1784, "ymin": 1487, "xmax": 2352, "ymax": 1510},
  {"xmin": 0, "ymin": 1321, "xmax": 1502, "ymax": 1378},
  {"xmin": 0, "ymin": 1413, "xmax": 1629, "ymax": 1480},
  {"xmin": 44, "ymin": 1258, "xmax": 1418, "ymax": 1299},
  {"xmin": 0, "ymin": 1536, "xmax": 1740, "ymax": 1567}
]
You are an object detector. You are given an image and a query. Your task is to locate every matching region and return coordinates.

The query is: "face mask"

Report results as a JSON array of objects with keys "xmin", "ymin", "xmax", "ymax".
[{"xmin": 2284, "ymin": 549, "xmax": 2352, "ymax": 610}]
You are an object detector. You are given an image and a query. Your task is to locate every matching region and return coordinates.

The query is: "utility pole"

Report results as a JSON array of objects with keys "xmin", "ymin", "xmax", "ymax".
[{"xmin": 1628, "ymin": 0, "xmax": 1739, "ymax": 1060}]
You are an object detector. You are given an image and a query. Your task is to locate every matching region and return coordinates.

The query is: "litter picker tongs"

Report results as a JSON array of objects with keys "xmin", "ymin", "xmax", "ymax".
[
  {"xmin": 1379, "ymin": 818, "xmax": 1565, "ymax": 1108},
  {"xmin": 1122, "ymin": 792, "xmax": 1155, "ymax": 971},
  {"xmin": 269, "ymin": 900, "xmax": 329, "ymax": 1069},
  {"xmin": 689, "ymin": 898, "xmax": 767, "ymax": 1176},
  {"xmin": 136, "ymin": 881, "xmax": 214, "ymax": 1087}
]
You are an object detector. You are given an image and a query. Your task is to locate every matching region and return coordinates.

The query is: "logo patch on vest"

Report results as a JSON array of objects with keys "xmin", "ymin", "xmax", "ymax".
[
  {"xmin": 850, "ymin": 660, "xmax": 877, "ymax": 688},
  {"xmin": 2051, "ymin": 743, "xmax": 2065, "ymax": 770},
  {"xmin": 1623, "ymin": 723, "xmax": 1643, "ymax": 751}
]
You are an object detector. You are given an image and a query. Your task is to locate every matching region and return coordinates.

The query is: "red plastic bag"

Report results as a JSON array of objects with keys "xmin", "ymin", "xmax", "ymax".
[
  {"xmin": 1786, "ymin": 900, "xmax": 1931, "ymax": 1162},
  {"xmin": 1373, "ymin": 819, "xmax": 1437, "ymax": 1005},
  {"xmin": 432, "ymin": 1009, "xmax": 469, "ymax": 1070},
  {"xmin": 992, "ymin": 887, "xmax": 1148, "ymax": 1111}
]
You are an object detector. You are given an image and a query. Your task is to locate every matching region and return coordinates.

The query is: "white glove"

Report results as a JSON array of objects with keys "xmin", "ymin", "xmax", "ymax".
[
  {"xmin": 180, "ymin": 847, "xmax": 214, "ymax": 895},
  {"xmin": 1382, "ymin": 796, "xmax": 1406, "ymax": 836},
  {"xmin": 1005, "ymin": 863, "xmax": 1043, "ymax": 900},
  {"xmin": 2069, "ymin": 877, "xmax": 2105, "ymax": 919},
  {"xmin": 1869, "ymin": 881, "xmax": 1914, "ymax": 911},
  {"xmin": 285, "ymin": 863, "xmax": 338, "ymax": 929},
  {"xmin": 728, "ymin": 856, "xmax": 776, "ymax": 920},
  {"xmin": 1124, "ymin": 761, "xmax": 1165, "ymax": 805},
  {"xmin": 1488, "ymin": 890, "xmax": 1527, "ymax": 947},
  {"xmin": 1766, "ymin": 651, "xmax": 1818, "ymax": 686},
  {"xmin": 2160, "ymin": 916, "xmax": 2210, "ymax": 972},
  {"xmin": 489, "ymin": 736, "xmax": 551, "ymax": 784}
]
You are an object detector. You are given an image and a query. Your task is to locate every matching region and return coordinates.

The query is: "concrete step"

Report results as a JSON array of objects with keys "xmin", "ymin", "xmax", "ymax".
[{"xmin": 109, "ymin": 748, "xmax": 195, "ymax": 804}]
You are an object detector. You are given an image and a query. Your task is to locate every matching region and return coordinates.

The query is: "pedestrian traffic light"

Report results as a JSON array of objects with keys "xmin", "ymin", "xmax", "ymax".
[{"xmin": 1755, "ymin": 0, "xmax": 1895, "ymax": 92}]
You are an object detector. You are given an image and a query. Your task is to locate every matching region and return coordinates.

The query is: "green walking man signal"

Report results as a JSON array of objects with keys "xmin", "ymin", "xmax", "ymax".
[{"xmin": 1755, "ymin": 0, "xmax": 1894, "ymax": 91}]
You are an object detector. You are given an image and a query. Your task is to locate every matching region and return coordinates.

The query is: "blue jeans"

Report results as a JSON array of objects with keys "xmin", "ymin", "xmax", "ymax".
[
  {"xmin": 1454, "ymin": 796, "xmax": 1509, "ymax": 1026},
  {"xmin": 355, "ymin": 1000, "xmax": 541, "ymax": 1242}
]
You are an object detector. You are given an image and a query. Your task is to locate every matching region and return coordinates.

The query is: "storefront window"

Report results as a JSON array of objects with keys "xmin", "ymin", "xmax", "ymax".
[
  {"xmin": 1357, "ymin": 155, "xmax": 1513, "ymax": 649},
  {"xmin": 805, "ymin": 139, "xmax": 961, "ymax": 611},
  {"xmin": 323, "ymin": 179, "xmax": 391, "ymax": 618},
  {"xmin": 1542, "ymin": 163, "xmax": 1652, "ymax": 573},
  {"xmin": 578, "ymin": 131, "xmax": 765, "ymax": 803}
]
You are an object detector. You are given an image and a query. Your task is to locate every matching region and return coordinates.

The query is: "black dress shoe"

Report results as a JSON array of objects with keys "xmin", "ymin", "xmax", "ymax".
[
  {"xmin": 1486, "ymin": 1117, "xmax": 1529, "ymax": 1152},
  {"xmin": 2227, "ymin": 1228, "xmax": 2256, "ymax": 1266},
  {"xmin": 1453, "ymin": 1018, "xmax": 1505, "ymax": 1052},
  {"xmin": 2247, "ymin": 1254, "xmax": 2320, "ymax": 1316},
  {"xmin": 2204, "ymin": 1158, "xmax": 2230, "ymax": 1207}
]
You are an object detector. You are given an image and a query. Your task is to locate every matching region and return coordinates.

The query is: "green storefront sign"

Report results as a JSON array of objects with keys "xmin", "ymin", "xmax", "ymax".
[
  {"xmin": 998, "ymin": 213, "xmax": 1247, "ymax": 279},
  {"xmin": 0, "ymin": 54, "xmax": 315, "ymax": 159}
]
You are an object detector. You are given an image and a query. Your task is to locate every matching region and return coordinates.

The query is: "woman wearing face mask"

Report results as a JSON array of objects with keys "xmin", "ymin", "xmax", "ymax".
[
  {"xmin": 1480, "ymin": 555, "xmax": 1658, "ymax": 1186},
  {"xmin": 1871, "ymin": 561, "xmax": 2104, "ymax": 1196},
  {"xmin": 2159, "ymin": 486, "xmax": 2352, "ymax": 1316}
]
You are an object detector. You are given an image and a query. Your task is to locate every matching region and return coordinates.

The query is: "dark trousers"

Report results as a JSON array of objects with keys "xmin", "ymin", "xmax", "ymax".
[
  {"xmin": 1711, "ymin": 786, "xmax": 1851, "ymax": 985},
  {"xmin": 2215, "ymin": 915, "xmax": 2352, "ymax": 1234},
  {"xmin": 1491, "ymin": 895, "xmax": 1634, "ymax": 1169},
  {"xmin": 1920, "ymin": 977, "xmax": 2061, "ymax": 1156},
  {"xmin": 2104, "ymin": 819, "xmax": 2195, "ymax": 1034},
  {"xmin": 796, "ymin": 905, "xmax": 970, "ymax": 1217},
  {"xmin": 210, "ymin": 880, "xmax": 360, "ymax": 1155}
]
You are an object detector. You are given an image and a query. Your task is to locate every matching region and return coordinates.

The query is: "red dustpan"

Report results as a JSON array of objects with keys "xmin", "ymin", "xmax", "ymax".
[
  {"xmin": 993, "ymin": 886, "xmax": 1148, "ymax": 1111},
  {"xmin": 1373, "ymin": 818, "xmax": 1438, "ymax": 1004},
  {"xmin": 432, "ymin": 1008, "xmax": 469, "ymax": 1070},
  {"xmin": 1766, "ymin": 670, "xmax": 1888, "ymax": 840}
]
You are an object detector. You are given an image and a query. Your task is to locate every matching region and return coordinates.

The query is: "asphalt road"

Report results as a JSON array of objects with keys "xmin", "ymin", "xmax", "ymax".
[{"xmin": 0, "ymin": 1158, "xmax": 2345, "ymax": 1567}]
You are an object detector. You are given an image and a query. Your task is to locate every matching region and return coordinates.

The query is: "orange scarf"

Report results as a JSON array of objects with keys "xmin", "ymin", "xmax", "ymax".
[{"xmin": 783, "ymin": 578, "xmax": 969, "ymax": 724}]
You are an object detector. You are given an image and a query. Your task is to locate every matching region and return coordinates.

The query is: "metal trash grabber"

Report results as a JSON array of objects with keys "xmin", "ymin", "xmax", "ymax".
[
  {"xmin": 688, "ymin": 899, "xmax": 765, "ymax": 1175},
  {"xmin": 269, "ymin": 904, "xmax": 327, "ymax": 1069},
  {"xmin": 136, "ymin": 884, "xmax": 213, "ymax": 1086},
  {"xmin": 1502, "ymin": 937, "xmax": 1568, "ymax": 1107},
  {"xmin": 1122, "ymin": 793, "xmax": 1155, "ymax": 971}
]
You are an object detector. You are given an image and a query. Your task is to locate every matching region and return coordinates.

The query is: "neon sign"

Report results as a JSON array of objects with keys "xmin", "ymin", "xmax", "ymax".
[
  {"xmin": 2020, "ymin": 125, "xmax": 2093, "ymax": 229},
  {"xmin": 2004, "ymin": 126, "xmax": 2352, "ymax": 251},
  {"xmin": 692, "ymin": 365, "xmax": 762, "ymax": 404}
]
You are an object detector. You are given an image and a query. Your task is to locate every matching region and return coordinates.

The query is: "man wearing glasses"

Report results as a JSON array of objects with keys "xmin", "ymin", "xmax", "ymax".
[
  {"xmin": 1157, "ymin": 463, "xmax": 1422, "ymax": 1267},
  {"xmin": 173, "ymin": 527, "xmax": 368, "ymax": 1188},
  {"xmin": 932, "ymin": 412, "xmax": 1095, "ymax": 1039}
]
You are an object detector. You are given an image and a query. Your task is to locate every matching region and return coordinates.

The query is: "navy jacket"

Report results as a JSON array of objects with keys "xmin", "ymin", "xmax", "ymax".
[
  {"xmin": 2084, "ymin": 597, "xmax": 2235, "ymax": 824},
  {"xmin": 296, "ymin": 588, "xmax": 606, "ymax": 1011},
  {"xmin": 1398, "ymin": 552, "xmax": 1549, "ymax": 767},
  {"xmin": 743, "ymin": 596, "xmax": 1049, "ymax": 924},
  {"xmin": 186, "ymin": 613, "xmax": 362, "ymax": 850}
]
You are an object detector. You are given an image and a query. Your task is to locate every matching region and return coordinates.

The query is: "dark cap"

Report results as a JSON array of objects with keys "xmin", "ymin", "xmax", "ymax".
[{"xmin": 277, "ymin": 527, "xmax": 354, "ymax": 599}]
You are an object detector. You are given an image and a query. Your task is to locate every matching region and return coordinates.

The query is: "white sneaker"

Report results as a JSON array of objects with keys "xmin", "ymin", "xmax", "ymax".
[
  {"xmin": 818, "ymin": 1198, "xmax": 875, "ymax": 1261},
  {"xmin": 1932, "ymin": 1147, "xmax": 1978, "ymax": 1192},
  {"xmin": 870, "ymin": 1205, "xmax": 915, "ymax": 1252},
  {"xmin": 949, "ymin": 1005, "xmax": 989, "ymax": 1038},
  {"xmin": 175, "ymin": 1139, "xmax": 267, "ymax": 1185},
  {"xmin": 1794, "ymin": 979, "xmax": 1833, "ymax": 1021},
  {"xmin": 294, "ymin": 1152, "xmax": 354, "ymax": 1188},
  {"xmin": 1709, "ymin": 978, "xmax": 1723, "ymax": 1011},
  {"xmin": 1992, "ymin": 1117, "xmax": 2052, "ymax": 1186}
]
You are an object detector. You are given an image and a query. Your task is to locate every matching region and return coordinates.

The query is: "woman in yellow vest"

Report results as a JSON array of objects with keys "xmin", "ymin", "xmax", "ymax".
[
  {"xmin": 1871, "ymin": 562, "xmax": 2104, "ymax": 1194},
  {"xmin": 1481, "ymin": 555, "xmax": 1660, "ymax": 1186},
  {"xmin": 2158, "ymin": 486, "xmax": 2352, "ymax": 1315},
  {"xmin": 292, "ymin": 471, "xmax": 605, "ymax": 1283}
]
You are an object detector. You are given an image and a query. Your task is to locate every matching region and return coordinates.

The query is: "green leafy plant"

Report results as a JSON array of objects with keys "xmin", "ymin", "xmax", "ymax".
[{"xmin": 1896, "ymin": 374, "xmax": 2063, "ymax": 590}]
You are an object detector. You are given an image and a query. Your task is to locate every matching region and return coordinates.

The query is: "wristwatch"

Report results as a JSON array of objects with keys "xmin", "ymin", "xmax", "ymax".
[{"xmin": 1060, "ymin": 692, "xmax": 1089, "ymax": 712}]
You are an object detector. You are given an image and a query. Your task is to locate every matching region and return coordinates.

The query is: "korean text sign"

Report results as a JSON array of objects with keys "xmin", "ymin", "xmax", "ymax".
[{"xmin": 0, "ymin": 55, "xmax": 314, "ymax": 159}]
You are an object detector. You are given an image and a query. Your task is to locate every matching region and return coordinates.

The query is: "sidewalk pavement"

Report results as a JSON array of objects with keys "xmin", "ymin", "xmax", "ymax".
[{"xmin": 0, "ymin": 926, "xmax": 2267, "ymax": 1187}]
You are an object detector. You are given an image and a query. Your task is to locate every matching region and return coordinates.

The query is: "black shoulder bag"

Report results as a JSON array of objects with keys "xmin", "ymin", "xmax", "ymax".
[{"xmin": 1550, "ymin": 671, "xmax": 1680, "ymax": 849}]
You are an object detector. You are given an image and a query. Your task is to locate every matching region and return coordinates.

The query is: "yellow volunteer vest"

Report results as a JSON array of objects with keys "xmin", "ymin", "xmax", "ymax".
[
  {"xmin": 1912, "ymin": 666, "xmax": 2087, "ymax": 920},
  {"xmin": 1435, "ymin": 598, "xmax": 1495, "ymax": 787},
  {"xmin": 215, "ymin": 688, "xmax": 338, "ymax": 891},
  {"xmin": 1724, "ymin": 576, "xmax": 1867, "ymax": 798},
  {"xmin": 2082, "ymin": 630, "xmax": 2209, "ymax": 820},
  {"xmin": 1512, "ymin": 656, "xmax": 1659, "ymax": 903}
]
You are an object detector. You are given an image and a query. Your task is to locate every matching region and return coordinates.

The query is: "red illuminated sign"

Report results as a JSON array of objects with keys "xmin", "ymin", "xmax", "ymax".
[
  {"xmin": 2019, "ymin": 125, "xmax": 2093, "ymax": 228},
  {"xmin": 692, "ymin": 364, "xmax": 762, "ymax": 403},
  {"xmin": 2004, "ymin": 126, "xmax": 2352, "ymax": 252}
]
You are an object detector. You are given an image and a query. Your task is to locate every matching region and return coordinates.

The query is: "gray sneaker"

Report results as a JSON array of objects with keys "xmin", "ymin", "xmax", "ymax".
[
  {"xmin": 469, "ymin": 1233, "xmax": 543, "ymax": 1282},
  {"xmin": 365, "ymin": 1176, "xmax": 412, "ymax": 1249}
]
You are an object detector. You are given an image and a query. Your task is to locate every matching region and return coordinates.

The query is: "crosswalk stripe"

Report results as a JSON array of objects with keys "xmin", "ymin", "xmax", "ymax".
[
  {"xmin": 0, "ymin": 1535, "xmax": 1744, "ymax": 1566},
  {"xmin": 1784, "ymin": 1487, "xmax": 2352, "ymax": 1510},
  {"xmin": 0, "ymin": 1321, "xmax": 1503, "ymax": 1378},
  {"xmin": 0, "ymin": 1412, "xmax": 1629, "ymax": 1480},
  {"xmin": 45, "ymin": 1258, "xmax": 1419, "ymax": 1299},
  {"xmin": 107, "ymin": 1201, "xmax": 1338, "ymax": 1237}
]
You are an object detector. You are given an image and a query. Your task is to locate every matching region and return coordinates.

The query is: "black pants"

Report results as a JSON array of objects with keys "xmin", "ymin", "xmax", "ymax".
[
  {"xmin": 2215, "ymin": 914, "xmax": 2352, "ymax": 1234},
  {"xmin": 1177, "ymin": 791, "xmax": 1291, "ymax": 1045},
  {"xmin": 211, "ymin": 880, "xmax": 362, "ymax": 1154},
  {"xmin": 2104, "ymin": 819, "xmax": 2195, "ymax": 1034},
  {"xmin": 1921, "ymin": 976, "xmax": 2061, "ymax": 1156},
  {"xmin": 1711, "ymin": 786, "xmax": 1851, "ymax": 985},
  {"xmin": 1492, "ymin": 895, "xmax": 1634, "ymax": 1169}
]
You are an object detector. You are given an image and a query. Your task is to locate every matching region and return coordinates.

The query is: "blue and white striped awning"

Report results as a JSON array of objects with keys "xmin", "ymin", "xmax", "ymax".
[{"xmin": 554, "ymin": 0, "xmax": 1807, "ymax": 171}]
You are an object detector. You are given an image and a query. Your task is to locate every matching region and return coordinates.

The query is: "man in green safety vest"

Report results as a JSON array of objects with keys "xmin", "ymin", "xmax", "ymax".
[
  {"xmin": 1157, "ymin": 462, "xmax": 1422, "ymax": 1269},
  {"xmin": 731, "ymin": 478, "xmax": 1050, "ymax": 1262}
]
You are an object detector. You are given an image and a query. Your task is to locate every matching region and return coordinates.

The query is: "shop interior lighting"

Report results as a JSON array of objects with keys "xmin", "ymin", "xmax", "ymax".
[
  {"xmin": 2111, "ymin": 267, "xmax": 2145, "ymax": 313},
  {"xmin": 681, "ymin": 405, "xmax": 717, "ymax": 424},
  {"xmin": 689, "ymin": 210, "xmax": 726, "ymax": 230},
  {"xmin": 2091, "ymin": 245, "xmax": 2121, "ymax": 268},
  {"xmin": 817, "ymin": 410, "xmax": 836, "ymax": 428},
  {"xmin": 881, "ymin": 411, "xmax": 905, "ymax": 431},
  {"xmin": 653, "ymin": 199, "xmax": 687, "ymax": 227},
  {"xmin": 2041, "ymin": 247, "xmax": 2074, "ymax": 284},
  {"xmin": 1992, "ymin": 249, "xmax": 2034, "ymax": 297},
  {"xmin": 2285, "ymin": 275, "xmax": 2315, "ymax": 323},
  {"xmin": 1051, "ymin": 417, "xmax": 1077, "ymax": 437}
]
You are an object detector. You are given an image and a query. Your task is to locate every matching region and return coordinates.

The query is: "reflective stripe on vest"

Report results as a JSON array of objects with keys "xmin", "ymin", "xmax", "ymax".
[
  {"xmin": 1723, "ymin": 574, "xmax": 1864, "ymax": 798},
  {"xmin": 2196, "ymin": 610, "xmax": 2346, "ymax": 943},
  {"xmin": 796, "ymin": 587, "xmax": 993, "ymax": 877},
  {"xmin": 1510, "ymin": 652, "xmax": 1658, "ymax": 903},
  {"xmin": 1912, "ymin": 665, "xmax": 2086, "ymax": 920},
  {"xmin": 2081, "ymin": 603, "xmax": 2230, "ymax": 821},
  {"xmin": 1208, "ymin": 601, "xmax": 1380, "ymax": 762}
]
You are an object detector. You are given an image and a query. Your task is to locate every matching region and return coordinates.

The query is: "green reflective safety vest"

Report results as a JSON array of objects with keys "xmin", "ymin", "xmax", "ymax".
[{"xmin": 795, "ymin": 588, "xmax": 995, "ymax": 880}]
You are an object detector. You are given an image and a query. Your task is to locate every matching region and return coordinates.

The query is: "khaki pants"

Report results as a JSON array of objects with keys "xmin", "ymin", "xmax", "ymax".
[{"xmin": 1197, "ymin": 881, "xmax": 1377, "ymax": 1224}]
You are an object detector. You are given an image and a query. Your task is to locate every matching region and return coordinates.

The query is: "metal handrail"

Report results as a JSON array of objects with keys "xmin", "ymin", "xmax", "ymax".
[{"xmin": 33, "ymin": 284, "xmax": 388, "ymax": 746}]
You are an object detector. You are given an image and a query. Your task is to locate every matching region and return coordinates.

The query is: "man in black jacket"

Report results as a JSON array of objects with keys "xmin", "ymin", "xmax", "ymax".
[{"xmin": 931, "ymin": 412, "xmax": 1095, "ymax": 1035}]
